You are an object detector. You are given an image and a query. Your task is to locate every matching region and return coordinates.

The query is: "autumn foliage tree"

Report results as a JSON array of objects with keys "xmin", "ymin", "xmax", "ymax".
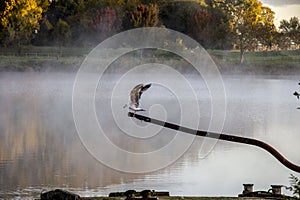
[
  {"xmin": 255, "ymin": 6, "xmax": 276, "ymax": 49},
  {"xmin": 90, "ymin": 7, "xmax": 121, "ymax": 41},
  {"xmin": 0, "ymin": 0, "xmax": 47, "ymax": 46},
  {"xmin": 210, "ymin": 0, "xmax": 275, "ymax": 63},
  {"xmin": 123, "ymin": 4, "xmax": 160, "ymax": 29},
  {"xmin": 0, "ymin": 0, "xmax": 288, "ymax": 50}
]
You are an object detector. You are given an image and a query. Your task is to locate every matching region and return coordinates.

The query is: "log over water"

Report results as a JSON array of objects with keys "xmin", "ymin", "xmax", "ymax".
[{"xmin": 128, "ymin": 112, "xmax": 300, "ymax": 173}]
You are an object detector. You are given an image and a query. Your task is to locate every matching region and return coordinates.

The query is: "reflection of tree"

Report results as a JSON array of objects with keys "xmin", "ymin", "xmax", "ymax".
[
  {"xmin": 0, "ymin": 87, "xmax": 155, "ymax": 193},
  {"xmin": 0, "ymin": 73, "xmax": 208, "ymax": 197},
  {"xmin": 0, "ymin": 95, "xmax": 46, "ymax": 161}
]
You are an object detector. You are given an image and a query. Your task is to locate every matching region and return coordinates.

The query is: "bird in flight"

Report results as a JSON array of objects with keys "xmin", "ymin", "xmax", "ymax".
[{"xmin": 124, "ymin": 83, "xmax": 151, "ymax": 112}]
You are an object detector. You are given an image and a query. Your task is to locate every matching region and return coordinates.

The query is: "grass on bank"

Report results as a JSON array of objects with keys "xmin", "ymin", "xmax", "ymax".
[
  {"xmin": 0, "ymin": 46, "xmax": 299, "ymax": 73},
  {"xmin": 209, "ymin": 49, "xmax": 300, "ymax": 66}
]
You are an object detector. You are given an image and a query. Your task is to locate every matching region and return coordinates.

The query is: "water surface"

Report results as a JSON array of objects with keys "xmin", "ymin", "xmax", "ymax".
[{"xmin": 0, "ymin": 72, "xmax": 299, "ymax": 199}]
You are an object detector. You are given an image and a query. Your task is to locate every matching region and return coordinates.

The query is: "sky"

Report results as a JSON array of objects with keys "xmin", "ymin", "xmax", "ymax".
[{"xmin": 259, "ymin": 0, "xmax": 300, "ymax": 28}]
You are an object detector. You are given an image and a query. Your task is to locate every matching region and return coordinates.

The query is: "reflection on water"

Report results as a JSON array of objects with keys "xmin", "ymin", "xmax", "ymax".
[{"xmin": 0, "ymin": 72, "xmax": 300, "ymax": 199}]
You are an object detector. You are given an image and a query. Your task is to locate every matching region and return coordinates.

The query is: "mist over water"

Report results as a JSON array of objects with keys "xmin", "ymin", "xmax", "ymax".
[{"xmin": 0, "ymin": 71, "xmax": 300, "ymax": 199}]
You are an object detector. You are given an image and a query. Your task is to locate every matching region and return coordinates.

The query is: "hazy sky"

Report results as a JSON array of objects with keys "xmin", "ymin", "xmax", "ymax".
[{"xmin": 260, "ymin": 0, "xmax": 300, "ymax": 27}]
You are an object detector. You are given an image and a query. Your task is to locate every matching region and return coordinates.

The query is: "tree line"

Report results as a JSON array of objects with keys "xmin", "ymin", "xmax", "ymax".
[{"xmin": 0, "ymin": 0, "xmax": 299, "ymax": 53}]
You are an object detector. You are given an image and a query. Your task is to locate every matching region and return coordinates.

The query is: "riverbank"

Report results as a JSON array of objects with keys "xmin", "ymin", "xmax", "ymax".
[
  {"xmin": 0, "ymin": 47, "xmax": 299, "ymax": 75},
  {"xmin": 89, "ymin": 197, "xmax": 300, "ymax": 200},
  {"xmin": 80, "ymin": 197, "xmax": 289, "ymax": 200},
  {"xmin": 35, "ymin": 187, "xmax": 297, "ymax": 200}
]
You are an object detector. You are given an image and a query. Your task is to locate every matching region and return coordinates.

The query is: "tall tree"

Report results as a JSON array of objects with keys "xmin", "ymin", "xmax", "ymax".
[
  {"xmin": 187, "ymin": 6, "xmax": 231, "ymax": 49},
  {"xmin": 89, "ymin": 7, "xmax": 121, "ymax": 41},
  {"xmin": 53, "ymin": 18, "xmax": 71, "ymax": 46},
  {"xmin": 231, "ymin": 0, "xmax": 263, "ymax": 63},
  {"xmin": 256, "ymin": 6, "xmax": 276, "ymax": 49},
  {"xmin": 159, "ymin": 1, "xmax": 203, "ymax": 33},
  {"xmin": 279, "ymin": 17, "xmax": 300, "ymax": 45},
  {"xmin": 210, "ymin": 0, "xmax": 275, "ymax": 63}
]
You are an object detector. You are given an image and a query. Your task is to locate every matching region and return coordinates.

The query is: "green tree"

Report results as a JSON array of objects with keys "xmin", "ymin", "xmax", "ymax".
[
  {"xmin": 210, "ymin": 0, "xmax": 275, "ymax": 63},
  {"xmin": 279, "ymin": 17, "xmax": 300, "ymax": 45},
  {"xmin": 159, "ymin": 1, "xmax": 204, "ymax": 33},
  {"xmin": 279, "ymin": 17, "xmax": 300, "ymax": 34},
  {"xmin": 38, "ymin": 0, "xmax": 86, "ymax": 45},
  {"xmin": 53, "ymin": 18, "xmax": 71, "ymax": 46},
  {"xmin": 32, "ymin": 16, "xmax": 53, "ymax": 46},
  {"xmin": 187, "ymin": 6, "xmax": 231, "ymax": 49},
  {"xmin": 255, "ymin": 6, "xmax": 276, "ymax": 49},
  {"xmin": 42, "ymin": 0, "xmax": 125, "ymax": 46},
  {"xmin": 0, "ymin": 0, "xmax": 47, "ymax": 46}
]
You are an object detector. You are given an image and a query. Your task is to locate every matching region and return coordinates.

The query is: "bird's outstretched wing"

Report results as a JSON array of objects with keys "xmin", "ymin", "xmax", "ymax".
[
  {"xmin": 294, "ymin": 91, "xmax": 299, "ymax": 99},
  {"xmin": 130, "ymin": 83, "xmax": 151, "ymax": 108},
  {"xmin": 139, "ymin": 83, "xmax": 151, "ymax": 99}
]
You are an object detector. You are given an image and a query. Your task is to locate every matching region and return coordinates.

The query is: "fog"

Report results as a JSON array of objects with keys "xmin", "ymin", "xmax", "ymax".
[{"xmin": 0, "ymin": 69, "xmax": 300, "ymax": 199}]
